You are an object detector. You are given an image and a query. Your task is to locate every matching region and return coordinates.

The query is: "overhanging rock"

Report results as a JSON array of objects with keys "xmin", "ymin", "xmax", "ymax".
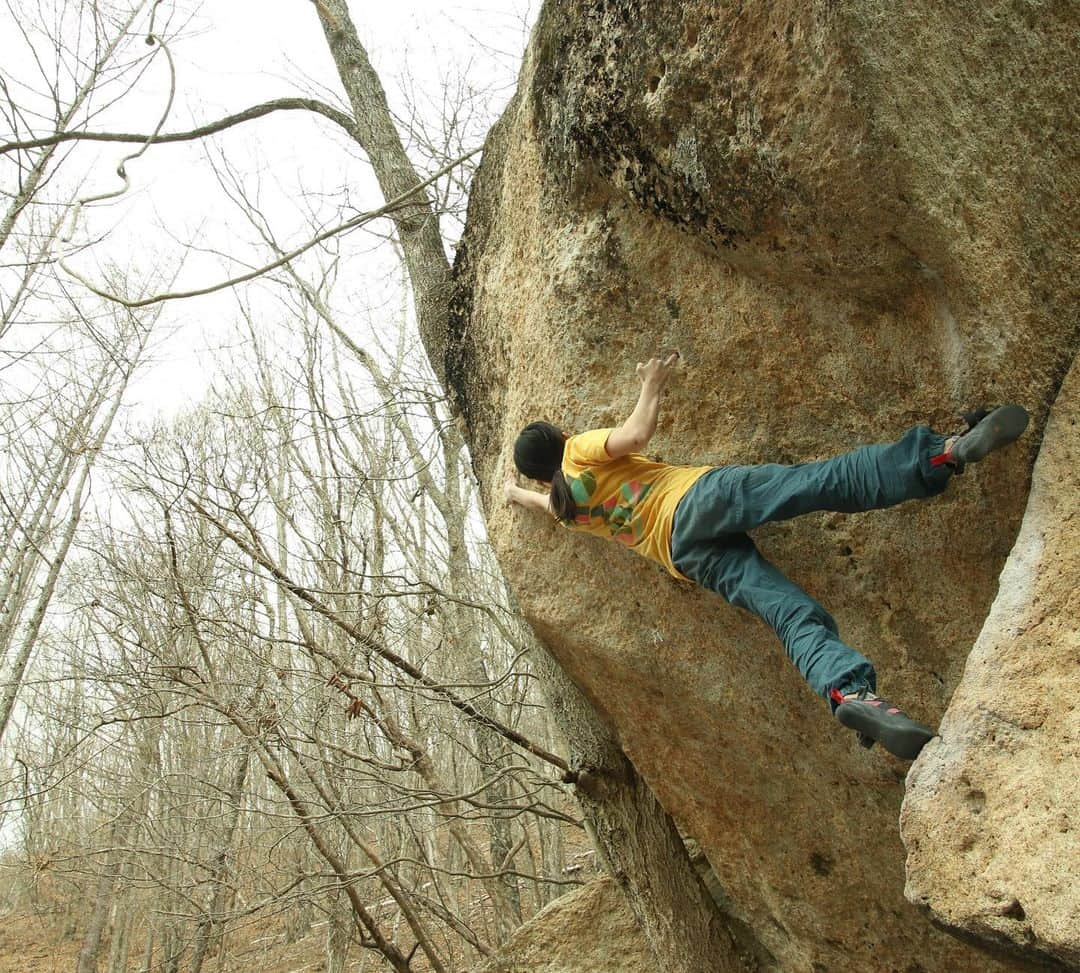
[{"xmin": 450, "ymin": 2, "xmax": 1078, "ymax": 970}]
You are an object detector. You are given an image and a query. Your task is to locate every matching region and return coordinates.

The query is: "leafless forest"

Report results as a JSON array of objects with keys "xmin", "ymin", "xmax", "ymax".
[{"xmin": 0, "ymin": 2, "xmax": 598, "ymax": 971}]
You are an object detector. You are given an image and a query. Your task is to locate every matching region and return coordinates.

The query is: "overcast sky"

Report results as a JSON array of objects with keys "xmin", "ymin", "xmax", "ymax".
[{"xmin": 4, "ymin": 0, "xmax": 536, "ymax": 416}]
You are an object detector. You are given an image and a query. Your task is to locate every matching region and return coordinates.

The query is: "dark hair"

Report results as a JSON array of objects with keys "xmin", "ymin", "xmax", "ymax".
[{"xmin": 513, "ymin": 421, "xmax": 576, "ymax": 523}]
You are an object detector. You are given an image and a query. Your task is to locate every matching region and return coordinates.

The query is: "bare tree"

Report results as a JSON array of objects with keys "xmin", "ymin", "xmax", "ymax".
[
  {"xmin": 0, "ymin": 297, "xmax": 159, "ymax": 747},
  {"xmin": 3, "ymin": 307, "xmax": 583, "ymax": 969},
  {"xmin": 0, "ymin": 0, "xmax": 169, "ymax": 749}
]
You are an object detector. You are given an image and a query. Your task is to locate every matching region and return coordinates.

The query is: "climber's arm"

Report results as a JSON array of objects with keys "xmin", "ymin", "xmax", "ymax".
[
  {"xmin": 504, "ymin": 476, "xmax": 553, "ymax": 516},
  {"xmin": 605, "ymin": 352, "xmax": 680, "ymax": 459}
]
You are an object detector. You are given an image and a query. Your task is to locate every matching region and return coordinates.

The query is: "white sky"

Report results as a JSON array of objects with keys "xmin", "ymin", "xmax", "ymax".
[{"xmin": 4, "ymin": 0, "xmax": 535, "ymax": 416}]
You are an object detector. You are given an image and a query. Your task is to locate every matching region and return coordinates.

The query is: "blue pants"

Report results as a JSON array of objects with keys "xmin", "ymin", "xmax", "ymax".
[{"xmin": 670, "ymin": 425, "xmax": 952, "ymax": 706}]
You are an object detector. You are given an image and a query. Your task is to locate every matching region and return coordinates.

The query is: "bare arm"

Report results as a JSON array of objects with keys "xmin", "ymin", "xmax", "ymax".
[
  {"xmin": 604, "ymin": 352, "xmax": 680, "ymax": 459},
  {"xmin": 504, "ymin": 476, "xmax": 553, "ymax": 516}
]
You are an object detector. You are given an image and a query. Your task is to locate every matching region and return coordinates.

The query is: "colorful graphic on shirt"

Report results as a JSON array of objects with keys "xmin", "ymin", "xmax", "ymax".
[{"xmin": 570, "ymin": 470, "xmax": 653, "ymax": 545}]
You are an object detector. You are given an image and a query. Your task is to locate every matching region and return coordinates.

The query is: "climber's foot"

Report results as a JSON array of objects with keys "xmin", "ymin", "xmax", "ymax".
[
  {"xmin": 946, "ymin": 404, "xmax": 1029, "ymax": 469},
  {"xmin": 831, "ymin": 689, "xmax": 935, "ymax": 761}
]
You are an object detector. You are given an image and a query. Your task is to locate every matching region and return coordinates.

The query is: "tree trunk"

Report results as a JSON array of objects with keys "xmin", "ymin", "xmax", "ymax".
[
  {"xmin": 325, "ymin": 887, "xmax": 351, "ymax": 973},
  {"xmin": 137, "ymin": 925, "xmax": 154, "ymax": 973},
  {"xmin": 75, "ymin": 864, "xmax": 116, "ymax": 973},
  {"xmin": 478, "ymin": 736, "xmax": 523, "ymax": 922},
  {"xmin": 539, "ymin": 804, "xmax": 566, "ymax": 909},
  {"xmin": 304, "ymin": 9, "xmax": 749, "ymax": 968},
  {"xmin": 106, "ymin": 894, "xmax": 132, "ymax": 973},
  {"xmin": 0, "ymin": 374, "xmax": 131, "ymax": 745},
  {"xmin": 188, "ymin": 746, "xmax": 250, "ymax": 973},
  {"xmin": 312, "ymin": 0, "xmax": 453, "ymax": 387},
  {"xmin": 526, "ymin": 636, "xmax": 749, "ymax": 973},
  {"xmin": 75, "ymin": 768, "xmax": 146, "ymax": 973}
]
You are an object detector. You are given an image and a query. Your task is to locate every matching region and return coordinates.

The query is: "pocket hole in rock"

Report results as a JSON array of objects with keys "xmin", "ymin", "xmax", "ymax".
[{"xmin": 1002, "ymin": 898, "xmax": 1026, "ymax": 921}]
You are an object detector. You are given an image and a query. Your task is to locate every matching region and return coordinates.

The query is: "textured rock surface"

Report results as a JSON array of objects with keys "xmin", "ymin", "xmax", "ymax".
[
  {"xmin": 472, "ymin": 878, "xmax": 655, "ymax": 973},
  {"xmin": 449, "ymin": 2, "xmax": 1078, "ymax": 971},
  {"xmin": 902, "ymin": 358, "xmax": 1080, "ymax": 971}
]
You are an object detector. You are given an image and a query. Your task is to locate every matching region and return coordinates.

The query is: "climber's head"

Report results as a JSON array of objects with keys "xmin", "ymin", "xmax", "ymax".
[
  {"xmin": 513, "ymin": 421, "xmax": 565, "ymax": 482},
  {"xmin": 513, "ymin": 421, "xmax": 575, "ymax": 523}
]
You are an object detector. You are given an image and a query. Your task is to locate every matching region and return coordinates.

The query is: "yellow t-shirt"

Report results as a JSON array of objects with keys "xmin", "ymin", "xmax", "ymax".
[{"xmin": 560, "ymin": 428, "xmax": 711, "ymax": 579}]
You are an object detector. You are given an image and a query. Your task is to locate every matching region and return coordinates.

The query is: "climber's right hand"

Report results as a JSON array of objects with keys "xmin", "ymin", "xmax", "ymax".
[{"xmin": 636, "ymin": 351, "xmax": 680, "ymax": 389}]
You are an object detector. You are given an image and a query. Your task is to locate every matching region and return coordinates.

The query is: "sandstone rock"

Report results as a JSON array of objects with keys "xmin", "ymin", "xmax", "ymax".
[
  {"xmin": 472, "ymin": 878, "xmax": 655, "ymax": 973},
  {"xmin": 901, "ymin": 357, "xmax": 1080, "ymax": 971},
  {"xmin": 450, "ymin": 1, "xmax": 1078, "ymax": 970}
]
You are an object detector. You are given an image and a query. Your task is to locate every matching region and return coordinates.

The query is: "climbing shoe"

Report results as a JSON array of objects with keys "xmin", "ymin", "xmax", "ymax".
[
  {"xmin": 932, "ymin": 404, "xmax": 1029, "ymax": 473},
  {"xmin": 831, "ymin": 689, "xmax": 935, "ymax": 761}
]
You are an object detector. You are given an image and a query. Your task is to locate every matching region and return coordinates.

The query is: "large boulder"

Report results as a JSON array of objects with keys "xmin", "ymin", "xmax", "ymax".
[
  {"xmin": 901, "ymin": 357, "xmax": 1080, "ymax": 970},
  {"xmin": 472, "ymin": 879, "xmax": 655, "ymax": 973},
  {"xmin": 449, "ymin": 1, "xmax": 1078, "ymax": 970}
]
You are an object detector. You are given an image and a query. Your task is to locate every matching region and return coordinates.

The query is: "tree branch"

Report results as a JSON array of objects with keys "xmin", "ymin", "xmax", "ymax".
[
  {"xmin": 0, "ymin": 97, "xmax": 359, "ymax": 156},
  {"xmin": 187, "ymin": 497, "xmax": 572, "ymax": 776}
]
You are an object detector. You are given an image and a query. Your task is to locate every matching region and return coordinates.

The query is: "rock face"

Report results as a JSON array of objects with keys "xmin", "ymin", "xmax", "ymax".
[
  {"xmin": 473, "ymin": 879, "xmax": 656, "ymax": 973},
  {"xmin": 449, "ymin": 2, "xmax": 1078, "ymax": 971},
  {"xmin": 902, "ymin": 357, "xmax": 1080, "ymax": 971}
]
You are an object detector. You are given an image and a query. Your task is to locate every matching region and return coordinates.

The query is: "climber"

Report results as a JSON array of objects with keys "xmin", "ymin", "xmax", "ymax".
[{"xmin": 503, "ymin": 352, "xmax": 1029, "ymax": 760}]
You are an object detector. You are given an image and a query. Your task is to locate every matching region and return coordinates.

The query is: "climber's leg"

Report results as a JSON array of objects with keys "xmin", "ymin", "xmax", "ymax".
[
  {"xmin": 671, "ymin": 532, "xmax": 875, "ymax": 703},
  {"xmin": 671, "ymin": 425, "xmax": 953, "ymax": 541},
  {"xmin": 671, "ymin": 533, "xmax": 935, "ymax": 757}
]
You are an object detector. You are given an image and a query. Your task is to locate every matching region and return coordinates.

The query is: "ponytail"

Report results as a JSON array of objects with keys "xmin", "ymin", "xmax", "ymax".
[{"xmin": 549, "ymin": 469, "xmax": 577, "ymax": 524}]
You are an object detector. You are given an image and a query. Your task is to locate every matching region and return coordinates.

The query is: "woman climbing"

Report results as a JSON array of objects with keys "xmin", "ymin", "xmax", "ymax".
[{"xmin": 504, "ymin": 352, "xmax": 1029, "ymax": 760}]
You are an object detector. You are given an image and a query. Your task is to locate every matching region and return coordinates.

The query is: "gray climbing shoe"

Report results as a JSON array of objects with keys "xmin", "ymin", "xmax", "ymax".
[
  {"xmin": 831, "ymin": 689, "xmax": 935, "ymax": 760},
  {"xmin": 948, "ymin": 404, "xmax": 1029, "ymax": 469}
]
